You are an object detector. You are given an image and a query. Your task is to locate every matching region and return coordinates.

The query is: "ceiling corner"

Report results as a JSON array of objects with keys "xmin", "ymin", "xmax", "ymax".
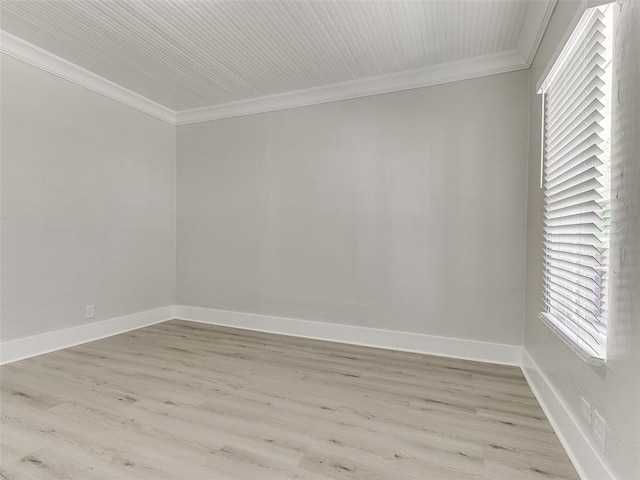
[{"xmin": 516, "ymin": 0, "xmax": 559, "ymax": 67}]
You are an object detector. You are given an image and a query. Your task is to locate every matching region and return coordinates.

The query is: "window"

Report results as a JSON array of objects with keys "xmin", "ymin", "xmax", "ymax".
[{"xmin": 539, "ymin": 3, "xmax": 613, "ymax": 363}]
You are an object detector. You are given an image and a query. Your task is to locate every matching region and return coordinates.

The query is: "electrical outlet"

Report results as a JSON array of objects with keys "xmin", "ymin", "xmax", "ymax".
[
  {"xmin": 592, "ymin": 409, "xmax": 607, "ymax": 453},
  {"xmin": 579, "ymin": 396, "xmax": 592, "ymax": 424},
  {"xmin": 85, "ymin": 305, "xmax": 95, "ymax": 319}
]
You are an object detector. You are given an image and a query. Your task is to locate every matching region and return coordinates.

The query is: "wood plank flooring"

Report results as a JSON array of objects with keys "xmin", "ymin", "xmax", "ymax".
[{"xmin": 0, "ymin": 320, "xmax": 579, "ymax": 479}]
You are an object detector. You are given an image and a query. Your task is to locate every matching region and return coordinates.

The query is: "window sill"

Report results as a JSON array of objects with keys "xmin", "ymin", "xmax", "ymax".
[{"xmin": 538, "ymin": 313, "xmax": 606, "ymax": 367}]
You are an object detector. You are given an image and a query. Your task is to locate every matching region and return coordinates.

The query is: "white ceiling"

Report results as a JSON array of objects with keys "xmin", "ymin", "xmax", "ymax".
[{"xmin": 0, "ymin": 0, "xmax": 555, "ymax": 124}]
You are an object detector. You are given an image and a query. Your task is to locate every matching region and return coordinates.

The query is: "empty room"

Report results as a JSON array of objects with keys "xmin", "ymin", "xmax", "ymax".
[{"xmin": 0, "ymin": 0, "xmax": 638, "ymax": 479}]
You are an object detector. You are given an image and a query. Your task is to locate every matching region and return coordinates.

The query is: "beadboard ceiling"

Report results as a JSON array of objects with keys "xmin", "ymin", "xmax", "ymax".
[{"xmin": 0, "ymin": 0, "xmax": 555, "ymax": 124}]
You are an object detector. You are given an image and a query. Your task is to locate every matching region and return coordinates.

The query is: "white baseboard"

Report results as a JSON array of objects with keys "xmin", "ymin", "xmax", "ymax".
[
  {"xmin": 521, "ymin": 350, "xmax": 615, "ymax": 480},
  {"xmin": 0, "ymin": 306, "xmax": 175, "ymax": 365},
  {"xmin": 173, "ymin": 305, "xmax": 523, "ymax": 366}
]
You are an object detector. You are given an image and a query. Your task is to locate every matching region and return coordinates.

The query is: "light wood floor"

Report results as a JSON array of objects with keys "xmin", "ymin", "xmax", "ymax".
[{"xmin": 0, "ymin": 320, "xmax": 579, "ymax": 480}]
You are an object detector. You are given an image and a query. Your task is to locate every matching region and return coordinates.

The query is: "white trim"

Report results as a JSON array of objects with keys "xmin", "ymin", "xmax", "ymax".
[
  {"xmin": 0, "ymin": 306, "xmax": 175, "ymax": 365},
  {"xmin": 539, "ymin": 313, "xmax": 606, "ymax": 366},
  {"xmin": 540, "ymin": 90, "xmax": 546, "ymax": 188},
  {"xmin": 521, "ymin": 350, "xmax": 615, "ymax": 480},
  {"xmin": 173, "ymin": 305, "xmax": 523, "ymax": 366},
  {"xmin": 0, "ymin": 31, "xmax": 176, "ymax": 125},
  {"xmin": 175, "ymin": 51, "xmax": 528, "ymax": 125}
]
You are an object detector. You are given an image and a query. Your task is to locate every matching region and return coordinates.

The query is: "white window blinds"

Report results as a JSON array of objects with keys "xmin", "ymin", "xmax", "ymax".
[{"xmin": 539, "ymin": 4, "xmax": 613, "ymax": 362}]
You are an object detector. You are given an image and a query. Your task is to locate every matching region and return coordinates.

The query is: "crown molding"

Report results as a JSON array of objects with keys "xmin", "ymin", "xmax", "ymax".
[
  {"xmin": 3, "ymin": 0, "xmax": 556, "ymax": 128},
  {"xmin": 175, "ymin": 50, "xmax": 528, "ymax": 125},
  {"xmin": 3, "ymin": 29, "xmax": 529, "ymax": 128},
  {"xmin": 0, "ymin": 31, "xmax": 176, "ymax": 125},
  {"xmin": 516, "ymin": 0, "xmax": 558, "ymax": 67}
]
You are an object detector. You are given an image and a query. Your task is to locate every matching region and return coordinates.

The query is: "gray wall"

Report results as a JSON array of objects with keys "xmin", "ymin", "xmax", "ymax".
[
  {"xmin": 524, "ymin": 1, "xmax": 640, "ymax": 478},
  {"xmin": 177, "ymin": 70, "xmax": 529, "ymax": 346},
  {"xmin": 0, "ymin": 54, "xmax": 177, "ymax": 341}
]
